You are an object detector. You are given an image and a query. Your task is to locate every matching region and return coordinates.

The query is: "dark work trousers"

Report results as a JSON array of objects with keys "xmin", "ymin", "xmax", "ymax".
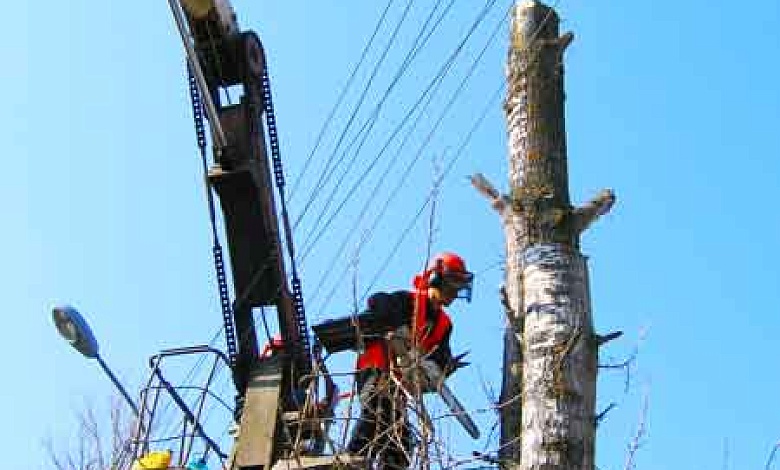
[{"xmin": 347, "ymin": 368, "xmax": 412, "ymax": 469}]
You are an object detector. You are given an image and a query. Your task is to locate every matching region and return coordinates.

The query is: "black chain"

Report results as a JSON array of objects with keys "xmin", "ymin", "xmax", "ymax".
[
  {"xmin": 188, "ymin": 64, "xmax": 238, "ymax": 366},
  {"xmin": 261, "ymin": 67, "xmax": 311, "ymax": 370},
  {"xmin": 185, "ymin": 57, "xmax": 310, "ymax": 373}
]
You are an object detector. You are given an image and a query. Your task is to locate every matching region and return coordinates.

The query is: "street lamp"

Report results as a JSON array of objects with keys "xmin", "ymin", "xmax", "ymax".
[{"xmin": 52, "ymin": 305, "xmax": 140, "ymax": 418}]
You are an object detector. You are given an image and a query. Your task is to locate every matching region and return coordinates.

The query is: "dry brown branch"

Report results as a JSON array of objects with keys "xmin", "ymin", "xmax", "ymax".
[
  {"xmin": 470, "ymin": 173, "xmax": 511, "ymax": 216},
  {"xmin": 571, "ymin": 188, "xmax": 616, "ymax": 234}
]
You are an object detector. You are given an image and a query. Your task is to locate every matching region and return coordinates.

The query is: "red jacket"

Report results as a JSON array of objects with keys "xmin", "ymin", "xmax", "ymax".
[{"xmin": 356, "ymin": 290, "xmax": 452, "ymax": 372}]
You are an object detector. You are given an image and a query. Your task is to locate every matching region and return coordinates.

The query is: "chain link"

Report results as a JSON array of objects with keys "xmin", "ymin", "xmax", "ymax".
[
  {"xmin": 187, "ymin": 64, "xmax": 238, "ymax": 367},
  {"xmin": 261, "ymin": 66, "xmax": 312, "ymax": 373}
]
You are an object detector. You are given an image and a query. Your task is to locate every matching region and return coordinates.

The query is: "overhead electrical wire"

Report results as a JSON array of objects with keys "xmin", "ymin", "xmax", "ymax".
[
  {"xmin": 304, "ymin": 2, "xmax": 503, "ymax": 307},
  {"xmin": 149, "ymin": 2, "xmax": 407, "ymax": 462},
  {"xmin": 313, "ymin": 0, "xmax": 565, "ymax": 315},
  {"xmin": 296, "ymin": 0, "xmax": 456, "ymax": 257},
  {"xmin": 364, "ymin": 81, "xmax": 504, "ymax": 305},
  {"xmin": 288, "ymin": 0, "xmax": 396, "ymax": 201},
  {"xmin": 299, "ymin": 0, "xmax": 500, "ymax": 269},
  {"xmin": 302, "ymin": 75, "xmax": 443, "ymax": 294},
  {"xmin": 293, "ymin": 0, "xmax": 416, "ymax": 230},
  {"xmin": 150, "ymin": 0, "xmax": 563, "ymax": 461},
  {"xmin": 360, "ymin": 0, "xmax": 563, "ymax": 299},
  {"xmin": 317, "ymin": 78, "xmax": 504, "ymax": 313},
  {"xmin": 308, "ymin": 1, "xmax": 508, "ymax": 310}
]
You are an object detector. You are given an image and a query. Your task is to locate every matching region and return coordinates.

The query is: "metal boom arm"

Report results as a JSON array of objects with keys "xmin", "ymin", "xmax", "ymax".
[{"xmin": 169, "ymin": 0, "xmax": 315, "ymax": 452}]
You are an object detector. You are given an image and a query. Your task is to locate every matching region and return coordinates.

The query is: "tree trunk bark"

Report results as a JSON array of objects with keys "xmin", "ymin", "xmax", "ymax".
[{"xmin": 473, "ymin": 2, "xmax": 615, "ymax": 469}]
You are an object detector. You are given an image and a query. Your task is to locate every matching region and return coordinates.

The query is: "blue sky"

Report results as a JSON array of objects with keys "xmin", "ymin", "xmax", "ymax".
[{"xmin": 4, "ymin": 1, "xmax": 780, "ymax": 468}]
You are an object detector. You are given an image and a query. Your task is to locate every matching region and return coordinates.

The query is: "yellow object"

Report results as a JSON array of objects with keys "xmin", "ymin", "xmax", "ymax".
[{"xmin": 131, "ymin": 450, "xmax": 172, "ymax": 470}]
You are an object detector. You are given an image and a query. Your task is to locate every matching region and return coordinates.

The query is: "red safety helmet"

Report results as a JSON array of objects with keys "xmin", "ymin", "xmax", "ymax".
[{"xmin": 428, "ymin": 252, "xmax": 474, "ymax": 302}]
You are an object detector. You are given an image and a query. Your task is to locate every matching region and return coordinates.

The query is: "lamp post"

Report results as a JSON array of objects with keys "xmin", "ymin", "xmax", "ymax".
[{"xmin": 52, "ymin": 305, "xmax": 140, "ymax": 418}]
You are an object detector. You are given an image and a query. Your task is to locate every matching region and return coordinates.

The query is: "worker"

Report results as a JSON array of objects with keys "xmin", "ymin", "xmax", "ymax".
[{"xmin": 345, "ymin": 252, "xmax": 473, "ymax": 469}]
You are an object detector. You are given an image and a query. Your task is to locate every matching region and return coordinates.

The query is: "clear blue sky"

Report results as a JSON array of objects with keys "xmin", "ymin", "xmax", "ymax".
[{"xmin": 4, "ymin": 1, "xmax": 779, "ymax": 468}]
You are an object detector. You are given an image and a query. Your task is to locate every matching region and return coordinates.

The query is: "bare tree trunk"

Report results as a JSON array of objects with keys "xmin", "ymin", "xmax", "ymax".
[{"xmin": 473, "ymin": 2, "xmax": 614, "ymax": 469}]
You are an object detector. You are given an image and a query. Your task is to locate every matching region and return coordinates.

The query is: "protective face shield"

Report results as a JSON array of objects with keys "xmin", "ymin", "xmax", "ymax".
[{"xmin": 439, "ymin": 270, "xmax": 474, "ymax": 302}]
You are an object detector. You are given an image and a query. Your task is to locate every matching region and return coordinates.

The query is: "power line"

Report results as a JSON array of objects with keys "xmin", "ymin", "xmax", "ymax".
[
  {"xmin": 293, "ymin": 0, "xmax": 416, "ymax": 231},
  {"xmin": 303, "ymin": 72, "xmax": 442, "ymax": 306},
  {"xmin": 361, "ymin": 0, "xmax": 564, "ymax": 298},
  {"xmin": 361, "ymin": 80, "xmax": 505, "ymax": 299},
  {"xmin": 297, "ymin": 0, "xmax": 457, "ymax": 262},
  {"xmin": 288, "ymin": 0, "xmax": 397, "ymax": 201},
  {"xmin": 308, "ymin": 0, "xmax": 508, "ymax": 310},
  {"xmin": 301, "ymin": 0, "xmax": 501, "ymax": 275},
  {"xmin": 319, "ymin": 79, "xmax": 505, "ymax": 314}
]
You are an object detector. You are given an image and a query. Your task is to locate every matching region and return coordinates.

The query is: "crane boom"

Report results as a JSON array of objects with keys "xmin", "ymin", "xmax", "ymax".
[
  {"xmin": 172, "ymin": 0, "xmax": 310, "ymax": 391},
  {"xmin": 165, "ymin": 2, "xmax": 323, "ymax": 467}
]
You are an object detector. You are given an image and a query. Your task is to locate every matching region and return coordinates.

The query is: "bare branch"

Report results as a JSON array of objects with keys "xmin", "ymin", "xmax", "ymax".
[
  {"xmin": 44, "ymin": 436, "xmax": 68, "ymax": 470},
  {"xmin": 558, "ymin": 31, "xmax": 574, "ymax": 51},
  {"xmin": 81, "ymin": 405, "xmax": 105, "ymax": 470},
  {"xmin": 594, "ymin": 402, "xmax": 617, "ymax": 427},
  {"xmin": 623, "ymin": 389, "xmax": 649, "ymax": 470},
  {"xmin": 765, "ymin": 441, "xmax": 780, "ymax": 470},
  {"xmin": 600, "ymin": 326, "xmax": 649, "ymax": 393},
  {"xmin": 470, "ymin": 173, "xmax": 511, "ymax": 215},
  {"xmin": 594, "ymin": 331, "xmax": 623, "ymax": 347},
  {"xmin": 44, "ymin": 396, "xmax": 132, "ymax": 470},
  {"xmin": 572, "ymin": 188, "xmax": 616, "ymax": 234}
]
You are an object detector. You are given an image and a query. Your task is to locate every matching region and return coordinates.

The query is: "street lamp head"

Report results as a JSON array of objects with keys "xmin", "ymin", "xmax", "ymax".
[
  {"xmin": 51, "ymin": 305, "xmax": 139, "ymax": 417},
  {"xmin": 52, "ymin": 305, "xmax": 100, "ymax": 359}
]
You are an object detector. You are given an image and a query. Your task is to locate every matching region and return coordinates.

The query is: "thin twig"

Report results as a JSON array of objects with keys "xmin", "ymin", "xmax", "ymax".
[
  {"xmin": 623, "ymin": 389, "xmax": 649, "ymax": 470},
  {"xmin": 765, "ymin": 441, "xmax": 780, "ymax": 470}
]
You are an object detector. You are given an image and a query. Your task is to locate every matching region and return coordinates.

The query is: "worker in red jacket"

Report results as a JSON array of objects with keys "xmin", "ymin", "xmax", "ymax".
[{"xmin": 345, "ymin": 252, "xmax": 474, "ymax": 469}]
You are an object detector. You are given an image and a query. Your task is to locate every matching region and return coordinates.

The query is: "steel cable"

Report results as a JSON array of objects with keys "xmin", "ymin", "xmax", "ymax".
[
  {"xmin": 293, "ymin": 0, "xmax": 416, "ymax": 230},
  {"xmin": 309, "ymin": 1, "xmax": 507, "ymax": 311},
  {"xmin": 296, "ymin": 0, "xmax": 454, "ymax": 258},
  {"xmin": 300, "ymin": 0, "xmax": 499, "ymax": 271},
  {"xmin": 288, "ymin": 0, "xmax": 397, "ymax": 201}
]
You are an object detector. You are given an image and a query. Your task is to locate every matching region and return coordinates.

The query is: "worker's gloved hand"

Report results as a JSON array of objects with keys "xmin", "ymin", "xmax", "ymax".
[{"xmin": 445, "ymin": 351, "xmax": 470, "ymax": 377}]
